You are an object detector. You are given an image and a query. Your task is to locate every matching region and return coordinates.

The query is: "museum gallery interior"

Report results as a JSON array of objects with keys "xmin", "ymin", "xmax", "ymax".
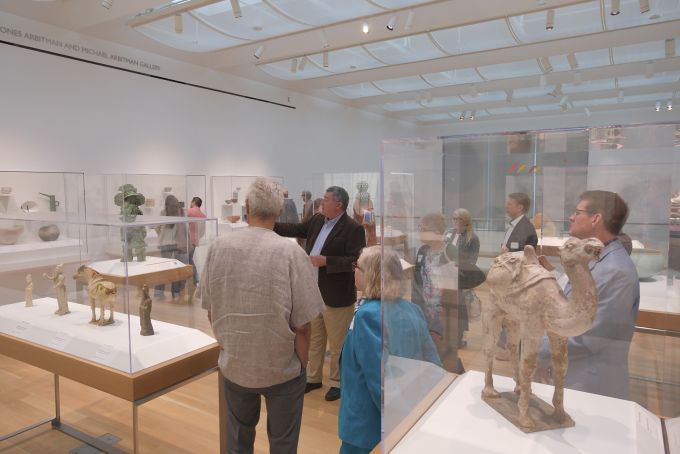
[{"xmin": 0, "ymin": 0, "xmax": 679, "ymax": 453}]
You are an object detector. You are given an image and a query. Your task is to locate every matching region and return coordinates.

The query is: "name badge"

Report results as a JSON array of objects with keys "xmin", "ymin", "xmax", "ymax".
[{"xmin": 511, "ymin": 242, "xmax": 519, "ymax": 249}]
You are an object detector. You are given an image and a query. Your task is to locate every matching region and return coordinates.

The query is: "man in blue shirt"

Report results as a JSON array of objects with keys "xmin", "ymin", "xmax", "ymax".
[{"xmin": 538, "ymin": 190, "xmax": 640, "ymax": 399}]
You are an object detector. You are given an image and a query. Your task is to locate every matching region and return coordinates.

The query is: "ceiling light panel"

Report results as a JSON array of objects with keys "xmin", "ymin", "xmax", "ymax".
[
  {"xmin": 416, "ymin": 113, "xmax": 455, "ymax": 122},
  {"xmin": 307, "ymin": 47, "xmax": 383, "ymax": 74},
  {"xmin": 193, "ymin": 2, "xmax": 302, "ymax": 41},
  {"xmin": 330, "ymin": 83, "xmax": 386, "ymax": 99},
  {"xmin": 562, "ymin": 78, "xmax": 616, "ymax": 93},
  {"xmin": 486, "ymin": 106, "xmax": 530, "ymax": 115},
  {"xmin": 508, "ymin": 1, "xmax": 601, "ymax": 43},
  {"xmin": 617, "ymin": 71, "xmax": 680, "ymax": 88},
  {"xmin": 421, "ymin": 69, "xmax": 483, "ymax": 87},
  {"xmin": 425, "ymin": 96, "xmax": 466, "ymax": 108},
  {"xmin": 383, "ymin": 100, "xmax": 428, "ymax": 111},
  {"xmin": 137, "ymin": 14, "xmax": 245, "ymax": 52},
  {"xmin": 605, "ymin": 0, "xmax": 680, "ymax": 29},
  {"xmin": 459, "ymin": 90, "xmax": 507, "ymax": 103},
  {"xmin": 258, "ymin": 58, "xmax": 331, "ymax": 80},
  {"xmin": 527, "ymin": 104, "xmax": 563, "ymax": 111},
  {"xmin": 363, "ymin": 34, "xmax": 446, "ymax": 65},
  {"xmin": 612, "ymin": 41, "xmax": 667, "ymax": 64},
  {"xmin": 267, "ymin": 0, "xmax": 381, "ymax": 25},
  {"xmin": 371, "ymin": 0, "xmax": 434, "ymax": 8},
  {"xmin": 430, "ymin": 19, "xmax": 516, "ymax": 55},
  {"xmin": 372, "ymin": 76, "xmax": 433, "ymax": 93},
  {"xmin": 549, "ymin": 49, "xmax": 612, "ymax": 72},
  {"xmin": 477, "ymin": 59, "xmax": 543, "ymax": 79},
  {"xmin": 513, "ymin": 86, "xmax": 554, "ymax": 98}
]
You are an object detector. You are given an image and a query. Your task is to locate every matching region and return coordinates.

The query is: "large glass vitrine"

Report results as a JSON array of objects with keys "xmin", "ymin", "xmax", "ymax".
[{"xmin": 381, "ymin": 124, "xmax": 680, "ymax": 453}]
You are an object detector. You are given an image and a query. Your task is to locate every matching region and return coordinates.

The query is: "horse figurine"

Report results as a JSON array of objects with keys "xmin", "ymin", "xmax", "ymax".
[{"xmin": 73, "ymin": 266, "xmax": 117, "ymax": 326}]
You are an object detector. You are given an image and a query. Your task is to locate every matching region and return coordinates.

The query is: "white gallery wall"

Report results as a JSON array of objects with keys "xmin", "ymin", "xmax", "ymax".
[{"xmin": 0, "ymin": 13, "xmax": 420, "ymax": 214}]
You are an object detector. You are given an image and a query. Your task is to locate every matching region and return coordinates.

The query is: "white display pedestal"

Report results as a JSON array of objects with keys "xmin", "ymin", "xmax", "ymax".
[
  {"xmin": 0, "ymin": 299, "xmax": 215, "ymax": 373},
  {"xmin": 391, "ymin": 370, "xmax": 665, "ymax": 454},
  {"xmin": 0, "ymin": 237, "xmax": 81, "ymax": 272}
]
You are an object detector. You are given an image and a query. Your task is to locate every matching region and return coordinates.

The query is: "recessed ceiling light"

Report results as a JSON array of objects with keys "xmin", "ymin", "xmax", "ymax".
[
  {"xmin": 610, "ymin": 0, "xmax": 621, "ymax": 15},
  {"xmin": 470, "ymin": 110, "xmax": 476, "ymax": 120},
  {"xmin": 459, "ymin": 111, "xmax": 466, "ymax": 121},
  {"xmin": 655, "ymin": 101, "xmax": 661, "ymax": 111},
  {"xmin": 362, "ymin": 22, "xmax": 370, "ymax": 34},
  {"xmin": 668, "ymin": 100, "xmax": 673, "ymax": 111},
  {"xmin": 386, "ymin": 16, "xmax": 397, "ymax": 31},
  {"xmin": 253, "ymin": 45, "xmax": 264, "ymax": 59}
]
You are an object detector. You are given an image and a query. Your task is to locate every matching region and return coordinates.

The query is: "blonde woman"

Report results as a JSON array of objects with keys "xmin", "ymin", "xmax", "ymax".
[
  {"xmin": 445, "ymin": 208, "xmax": 485, "ymax": 347},
  {"xmin": 339, "ymin": 246, "xmax": 439, "ymax": 454}
]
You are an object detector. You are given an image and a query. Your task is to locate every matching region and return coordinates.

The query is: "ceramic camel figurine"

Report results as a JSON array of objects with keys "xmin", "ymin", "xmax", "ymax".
[{"xmin": 482, "ymin": 237, "xmax": 603, "ymax": 429}]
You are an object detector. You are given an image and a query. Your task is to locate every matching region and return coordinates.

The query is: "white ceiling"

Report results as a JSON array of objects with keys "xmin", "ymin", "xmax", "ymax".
[{"xmin": 3, "ymin": 0, "xmax": 680, "ymax": 124}]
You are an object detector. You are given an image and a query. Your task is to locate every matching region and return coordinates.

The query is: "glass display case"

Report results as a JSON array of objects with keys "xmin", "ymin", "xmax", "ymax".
[
  {"xmin": 210, "ymin": 175, "xmax": 283, "ymax": 233},
  {"xmin": 381, "ymin": 124, "xmax": 680, "ymax": 452},
  {"xmin": 0, "ymin": 171, "xmax": 85, "ymax": 272},
  {"xmin": 0, "ymin": 177, "xmax": 219, "ymax": 452}
]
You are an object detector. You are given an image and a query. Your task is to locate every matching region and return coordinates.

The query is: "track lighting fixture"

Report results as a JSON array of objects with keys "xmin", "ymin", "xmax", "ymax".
[
  {"xmin": 290, "ymin": 58, "xmax": 298, "ymax": 74},
  {"xmin": 645, "ymin": 61, "xmax": 655, "ymax": 78},
  {"xmin": 549, "ymin": 84, "xmax": 563, "ymax": 98},
  {"xmin": 322, "ymin": 51, "xmax": 329, "ymax": 68},
  {"xmin": 669, "ymin": 100, "xmax": 674, "ymax": 111},
  {"xmin": 540, "ymin": 57, "xmax": 553, "ymax": 73},
  {"xmin": 320, "ymin": 30, "xmax": 329, "ymax": 49},
  {"xmin": 298, "ymin": 56, "xmax": 307, "ymax": 72},
  {"xmin": 610, "ymin": 0, "xmax": 621, "ymax": 15},
  {"xmin": 666, "ymin": 39, "xmax": 676, "ymax": 58},
  {"xmin": 101, "ymin": 0, "xmax": 113, "ymax": 9},
  {"xmin": 567, "ymin": 52, "xmax": 578, "ymax": 70},
  {"xmin": 386, "ymin": 16, "xmax": 397, "ymax": 31},
  {"xmin": 362, "ymin": 22, "xmax": 370, "ymax": 34},
  {"xmin": 253, "ymin": 45, "xmax": 264, "ymax": 59},
  {"xmin": 174, "ymin": 14, "xmax": 182, "ymax": 34},
  {"xmin": 405, "ymin": 10, "xmax": 415, "ymax": 30},
  {"xmin": 230, "ymin": 0, "xmax": 242, "ymax": 19},
  {"xmin": 459, "ymin": 111, "xmax": 466, "ymax": 121},
  {"xmin": 656, "ymin": 101, "xmax": 661, "ymax": 112},
  {"xmin": 639, "ymin": 0, "xmax": 650, "ymax": 14},
  {"xmin": 469, "ymin": 110, "xmax": 476, "ymax": 120},
  {"xmin": 584, "ymin": 107, "xmax": 591, "ymax": 117},
  {"xmin": 617, "ymin": 89, "xmax": 624, "ymax": 103},
  {"xmin": 546, "ymin": 9, "xmax": 555, "ymax": 31},
  {"xmin": 539, "ymin": 74, "xmax": 547, "ymax": 88},
  {"xmin": 573, "ymin": 71, "xmax": 582, "ymax": 85},
  {"xmin": 505, "ymin": 89, "xmax": 513, "ymax": 103}
]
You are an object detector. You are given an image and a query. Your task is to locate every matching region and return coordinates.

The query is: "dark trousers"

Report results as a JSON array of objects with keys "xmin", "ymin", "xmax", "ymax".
[
  {"xmin": 222, "ymin": 370, "xmax": 306, "ymax": 454},
  {"xmin": 339, "ymin": 441, "xmax": 372, "ymax": 454},
  {"xmin": 155, "ymin": 245, "xmax": 187, "ymax": 296}
]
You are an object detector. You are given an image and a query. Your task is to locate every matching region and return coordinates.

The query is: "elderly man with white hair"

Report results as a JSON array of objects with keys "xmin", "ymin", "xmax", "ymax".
[{"xmin": 201, "ymin": 177, "xmax": 324, "ymax": 454}]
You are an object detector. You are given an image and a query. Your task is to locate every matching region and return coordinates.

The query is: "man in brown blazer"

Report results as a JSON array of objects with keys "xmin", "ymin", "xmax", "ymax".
[{"xmin": 275, "ymin": 186, "xmax": 366, "ymax": 401}]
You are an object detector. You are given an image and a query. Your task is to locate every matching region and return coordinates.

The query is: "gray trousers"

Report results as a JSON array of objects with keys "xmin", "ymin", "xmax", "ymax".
[{"xmin": 222, "ymin": 370, "xmax": 306, "ymax": 454}]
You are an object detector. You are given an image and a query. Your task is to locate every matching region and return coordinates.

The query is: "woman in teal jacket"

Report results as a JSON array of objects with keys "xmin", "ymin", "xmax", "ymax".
[{"xmin": 338, "ymin": 246, "xmax": 440, "ymax": 454}]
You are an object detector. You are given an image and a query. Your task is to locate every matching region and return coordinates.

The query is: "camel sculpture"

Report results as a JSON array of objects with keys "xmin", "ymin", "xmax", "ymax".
[
  {"xmin": 482, "ymin": 237, "xmax": 603, "ymax": 430},
  {"xmin": 73, "ymin": 266, "xmax": 117, "ymax": 326}
]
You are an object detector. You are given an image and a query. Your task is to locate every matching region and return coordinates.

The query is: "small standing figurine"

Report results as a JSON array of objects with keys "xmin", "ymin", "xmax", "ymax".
[
  {"xmin": 25, "ymin": 274, "xmax": 33, "ymax": 307},
  {"xmin": 43, "ymin": 264, "xmax": 70, "ymax": 315},
  {"xmin": 139, "ymin": 285, "xmax": 155, "ymax": 336},
  {"xmin": 353, "ymin": 181, "xmax": 377, "ymax": 246},
  {"xmin": 114, "ymin": 184, "xmax": 147, "ymax": 262}
]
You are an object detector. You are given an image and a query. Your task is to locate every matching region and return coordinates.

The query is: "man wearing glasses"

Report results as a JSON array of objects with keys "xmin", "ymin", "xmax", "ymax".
[{"xmin": 538, "ymin": 190, "xmax": 640, "ymax": 400}]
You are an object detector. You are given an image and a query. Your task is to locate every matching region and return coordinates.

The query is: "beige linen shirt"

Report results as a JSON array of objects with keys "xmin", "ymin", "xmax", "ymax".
[{"xmin": 201, "ymin": 226, "xmax": 324, "ymax": 388}]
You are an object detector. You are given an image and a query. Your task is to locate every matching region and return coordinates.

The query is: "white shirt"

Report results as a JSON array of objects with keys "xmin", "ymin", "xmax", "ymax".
[{"xmin": 502, "ymin": 214, "xmax": 525, "ymax": 248}]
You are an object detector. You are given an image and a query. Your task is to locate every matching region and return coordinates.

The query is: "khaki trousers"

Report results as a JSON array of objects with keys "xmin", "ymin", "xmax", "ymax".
[{"xmin": 306, "ymin": 304, "xmax": 355, "ymax": 388}]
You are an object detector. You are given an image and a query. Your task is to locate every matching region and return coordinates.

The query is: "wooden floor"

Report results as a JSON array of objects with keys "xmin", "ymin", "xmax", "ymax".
[{"xmin": 1, "ymin": 269, "xmax": 678, "ymax": 453}]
